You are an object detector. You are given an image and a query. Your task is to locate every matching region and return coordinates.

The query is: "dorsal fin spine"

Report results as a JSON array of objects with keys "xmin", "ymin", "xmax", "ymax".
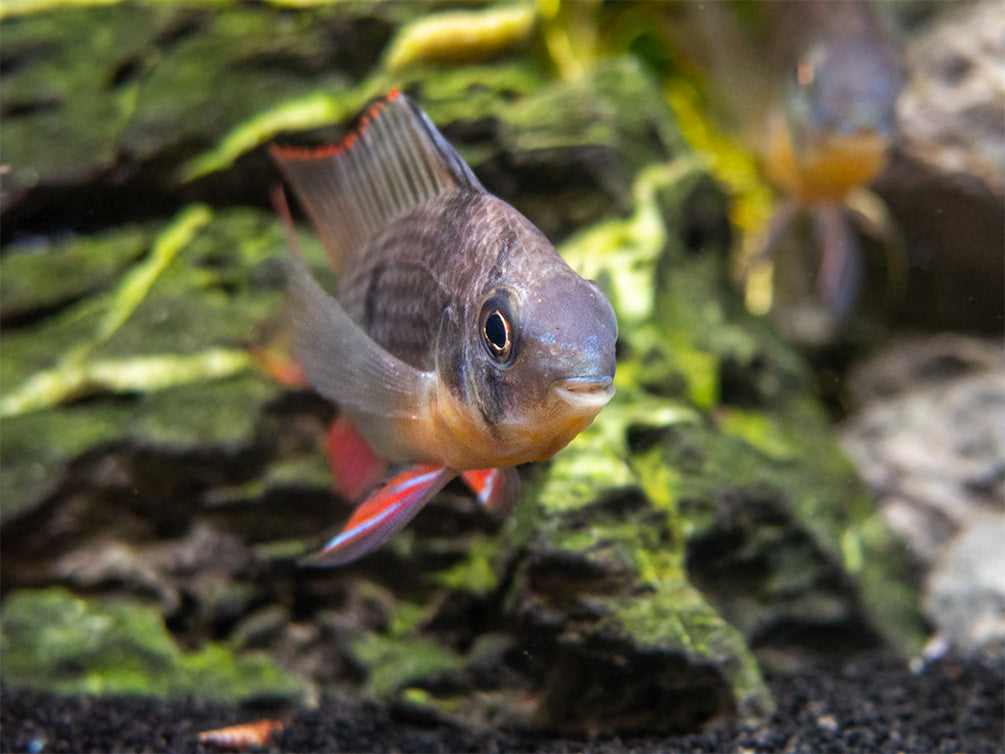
[
  {"xmin": 362, "ymin": 104, "xmax": 405, "ymax": 220},
  {"xmin": 387, "ymin": 104, "xmax": 430, "ymax": 201},
  {"xmin": 270, "ymin": 90, "xmax": 482, "ymax": 273},
  {"xmin": 347, "ymin": 136, "xmax": 382, "ymax": 233}
]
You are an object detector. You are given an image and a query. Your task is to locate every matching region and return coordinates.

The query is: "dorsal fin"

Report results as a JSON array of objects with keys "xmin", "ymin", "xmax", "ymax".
[{"xmin": 269, "ymin": 90, "xmax": 483, "ymax": 275}]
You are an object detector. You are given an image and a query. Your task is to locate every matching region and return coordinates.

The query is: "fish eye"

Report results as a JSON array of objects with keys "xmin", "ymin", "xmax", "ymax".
[
  {"xmin": 478, "ymin": 291, "xmax": 517, "ymax": 365},
  {"xmin": 483, "ymin": 309, "xmax": 512, "ymax": 362}
]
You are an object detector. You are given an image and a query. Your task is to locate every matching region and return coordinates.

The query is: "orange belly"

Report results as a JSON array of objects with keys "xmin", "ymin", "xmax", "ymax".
[{"xmin": 763, "ymin": 111, "xmax": 889, "ymax": 205}]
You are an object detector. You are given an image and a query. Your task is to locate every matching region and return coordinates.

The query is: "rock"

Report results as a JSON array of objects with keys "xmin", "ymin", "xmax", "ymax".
[
  {"xmin": 894, "ymin": 1, "xmax": 1004, "ymax": 197},
  {"xmin": 926, "ymin": 514, "xmax": 1005, "ymax": 658},
  {"xmin": 876, "ymin": 0, "xmax": 1005, "ymax": 331},
  {"xmin": 0, "ymin": 2, "xmax": 399, "ymax": 234},
  {"xmin": 0, "ymin": 586, "xmax": 304, "ymax": 702},
  {"xmin": 840, "ymin": 334, "xmax": 1005, "ymax": 655},
  {"xmin": 840, "ymin": 335, "xmax": 1004, "ymax": 565}
]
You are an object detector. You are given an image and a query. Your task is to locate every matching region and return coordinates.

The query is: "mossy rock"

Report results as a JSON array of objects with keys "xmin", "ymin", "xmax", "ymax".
[{"xmin": 0, "ymin": 587, "xmax": 303, "ymax": 702}]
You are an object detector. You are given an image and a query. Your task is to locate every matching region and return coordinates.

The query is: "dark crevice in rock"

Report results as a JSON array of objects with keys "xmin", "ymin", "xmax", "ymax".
[
  {"xmin": 535, "ymin": 643, "xmax": 735, "ymax": 735},
  {"xmin": 152, "ymin": 13, "xmax": 206, "ymax": 53},
  {"xmin": 685, "ymin": 488, "xmax": 889, "ymax": 661},
  {"xmin": 680, "ymin": 180, "xmax": 733, "ymax": 259},
  {"xmin": 0, "ymin": 441, "xmax": 269, "ymax": 588},
  {"xmin": 0, "ymin": 39, "xmax": 58, "ymax": 75},
  {"xmin": 0, "ymin": 289, "xmax": 94, "ymax": 330},
  {"xmin": 1, "ymin": 96, "xmax": 62, "ymax": 119},
  {"xmin": 107, "ymin": 56, "xmax": 145, "ymax": 89},
  {"xmin": 1, "ymin": 146, "xmax": 277, "ymax": 246}
]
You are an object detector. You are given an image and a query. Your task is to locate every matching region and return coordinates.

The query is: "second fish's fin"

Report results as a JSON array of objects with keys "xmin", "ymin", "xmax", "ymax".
[
  {"xmin": 301, "ymin": 464, "xmax": 455, "ymax": 567},
  {"xmin": 286, "ymin": 254, "xmax": 435, "ymax": 420},
  {"xmin": 461, "ymin": 468, "xmax": 521, "ymax": 518},
  {"xmin": 813, "ymin": 204, "xmax": 862, "ymax": 322}
]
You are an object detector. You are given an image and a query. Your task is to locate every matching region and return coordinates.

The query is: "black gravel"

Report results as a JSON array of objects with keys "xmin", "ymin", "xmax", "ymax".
[{"xmin": 2, "ymin": 653, "xmax": 1002, "ymax": 753}]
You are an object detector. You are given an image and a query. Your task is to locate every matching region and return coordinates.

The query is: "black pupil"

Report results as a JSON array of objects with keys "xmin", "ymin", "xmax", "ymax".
[{"xmin": 485, "ymin": 311, "xmax": 508, "ymax": 352}]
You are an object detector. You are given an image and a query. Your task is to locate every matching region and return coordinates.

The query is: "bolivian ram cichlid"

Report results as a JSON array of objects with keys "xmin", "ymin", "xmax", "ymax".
[
  {"xmin": 757, "ymin": 0, "xmax": 905, "ymax": 322},
  {"xmin": 270, "ymin": 90, "xmax": 617, "ymax": 566}
]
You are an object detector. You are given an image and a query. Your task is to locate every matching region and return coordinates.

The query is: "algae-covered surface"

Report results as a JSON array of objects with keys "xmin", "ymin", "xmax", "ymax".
[
  {"xmin": 1, "ymin": 587, "xmax": 302, "ymax": 701},
  {"xmin": 2, "ymin": 0, "xmax": 926, "ymax": 738}
]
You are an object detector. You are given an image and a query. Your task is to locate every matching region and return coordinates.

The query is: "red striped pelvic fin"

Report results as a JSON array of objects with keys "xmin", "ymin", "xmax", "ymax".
[
  {"xmin": 327, "ymin": 414, "xmax": 388, "ymax": 502},
  {"xmin": 461, "ymin": 467, "xmax": 520, "ymax": 517},
  {"xmin": 302, "ymin": 464, "xmax": 454, "ymax": 567}
]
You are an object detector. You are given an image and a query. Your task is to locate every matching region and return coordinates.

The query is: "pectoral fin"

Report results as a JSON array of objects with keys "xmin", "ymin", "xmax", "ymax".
[
  {"xmin": 461, "ymin": 467, "xmax": 521, "ymax": 518},
  {"xmin": 301, "ymin": 464, "xmax": 454, "ymax": 566},
  {"xmin": 286, "ymin": 255, "xmax": 435, "ymax": 419}
]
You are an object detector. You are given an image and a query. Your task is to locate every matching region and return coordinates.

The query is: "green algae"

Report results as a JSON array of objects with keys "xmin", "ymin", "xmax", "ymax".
[
  {"xmin": 0, "ymin": 206, "xmax": 290, "ymax": 517},
  {"xmin": 182, "ymin": 58, "xmax": 549, "ymax": 182},
  {"xmin": 0, "ymin": 227, "xmax": 147, "ymax": 319},
  {"xmin": 384, "ymin": 3, "xmax": 537, "ymax": 72},
  {"xmin": 601, "ymin": 575, "xmax": 772, "ymax": 720},
  {"xmin": 0, "ymin": 5, "xmax": 154, "ymax": 192},
  {"xmin": 560, "ymin": 161, "xmax": 702, "ymax": 325},
  {"xmin": 180, "ymin": 89, "xmax": 372, "ymax": 181},
  {"xmin": 433, "ymin": 535, "xmax": 505, "ymax": 596},
  {"xmin": 0, "ymin": 587, "xmax": 303, "ymax": 701},
  {"xmin": 85, "ymin": 205, "xmax": 212, "ymax": 355},
  {"xmin": 351, "ymin": 632, "xmax": 465, "ymax": 700},
  {"xmin": 1, "ymin": 2, "xmax": 396, "ymax": 197},
  {"xmin": 0, "ymin": 348, "xmax": 253, "ymax": 419}
]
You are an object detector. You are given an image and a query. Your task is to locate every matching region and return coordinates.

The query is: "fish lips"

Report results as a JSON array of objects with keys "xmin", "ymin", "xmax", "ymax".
[{"xmin": 554, "ymin": 374, "xmax": 616, "ymax": 411}]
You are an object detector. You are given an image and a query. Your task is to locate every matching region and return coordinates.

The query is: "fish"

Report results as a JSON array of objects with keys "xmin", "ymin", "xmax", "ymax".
[
  {"xmin": 198, "ymin": 717, "xmax": 286, "ymax": 751},
  {"xmin": 763, "ymin": 0, "xmax": 904, "ymax": 205},
  {"xmin": 269, "ymin": 90, "xmax": 617, "ymax": 566},
  {"xmin": 659, "ymin": 0, "xmax": 904, "ymax": 327},
  {"xmin": 755, "ymin": 0, "xmax": 906, "ymax": 324}
]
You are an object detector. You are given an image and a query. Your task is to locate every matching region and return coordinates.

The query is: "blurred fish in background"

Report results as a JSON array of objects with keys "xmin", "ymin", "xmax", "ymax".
[
  {"xmin": 538, "ymin": 0, "xmax": 908, "ymax": 341},
  {"xmin": 746, "ymin": 0, "xmax": 906, "ymax": 340}
]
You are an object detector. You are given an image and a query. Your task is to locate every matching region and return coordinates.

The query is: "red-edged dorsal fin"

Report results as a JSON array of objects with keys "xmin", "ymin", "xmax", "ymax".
[{"xmin": 269, "ymin": 90, "xmax": 483, "ymax": 275}]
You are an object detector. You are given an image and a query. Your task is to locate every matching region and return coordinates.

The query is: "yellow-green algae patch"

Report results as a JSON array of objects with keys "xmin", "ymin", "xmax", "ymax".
[
  {"xmin": 0, "ymin": 207, "xmax": 291, "ymax": 517},
  {"xmin": 433, "ymin": 535, "xmax": 506, "ymax": 596},
  {"xmin": 384, "ymin": 3, "xmax": 537, "ymax": 72},
  {"xmin": 351, "ymin": 632, "xmax": 465, "ymax": 700},
  {"xmin": 1, "ymin": 587, "xmax": 304, "ymax": 702}
]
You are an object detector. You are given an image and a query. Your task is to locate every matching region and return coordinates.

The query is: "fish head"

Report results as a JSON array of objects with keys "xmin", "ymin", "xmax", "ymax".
[
  {"xmin": 451, "ymin": 253, "xmax": 618, "ymax": 464},
  {"xmin": 782, "ymin": 0, "xmax": 905, "ymax": 144}
]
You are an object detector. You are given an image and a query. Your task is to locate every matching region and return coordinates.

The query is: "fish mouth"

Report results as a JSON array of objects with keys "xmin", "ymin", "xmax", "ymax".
[{"xmin": 554, "ymin": 375, "xmax": 615, "ymax": 410}]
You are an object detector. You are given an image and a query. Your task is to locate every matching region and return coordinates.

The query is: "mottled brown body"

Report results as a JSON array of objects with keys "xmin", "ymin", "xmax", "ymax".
[{"xmin": 337, "ymin": 192, "xmax": 508, "ymax": 373}]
